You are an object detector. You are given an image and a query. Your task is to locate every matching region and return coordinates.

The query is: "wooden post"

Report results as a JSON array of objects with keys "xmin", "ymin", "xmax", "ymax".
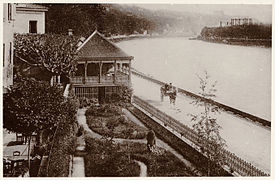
[
  {"xmin": 50, "ymin": 76, "xmax": 54, "ymax": 86},
  {"xmin": 84, "ymin": 61, "xmax": 88, "ymax": 84},
  {"xmin": 128, "ymin": 60, "xmax": 132, "ymax": 86},
  {"xmin": 99, "ymin": 62, "xmax": 102, "ymax": 83},
  {"xmin": 58, "ymin": 75, "xmax": 61, "ymax": 84},
  {"xmin": 114, "ymin": 60, "xmax": 117, "ymax": 83}
]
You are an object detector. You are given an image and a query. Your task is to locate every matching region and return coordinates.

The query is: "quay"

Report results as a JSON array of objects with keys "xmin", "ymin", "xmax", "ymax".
[{"xmin": 130, "ymin": 70, "xmax": 271, "ymax": 175}]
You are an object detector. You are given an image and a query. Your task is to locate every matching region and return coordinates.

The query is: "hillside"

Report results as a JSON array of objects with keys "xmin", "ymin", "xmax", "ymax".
[{"xmin": 42, "ymin": 4, "xmax": 232, "ymax": 37}]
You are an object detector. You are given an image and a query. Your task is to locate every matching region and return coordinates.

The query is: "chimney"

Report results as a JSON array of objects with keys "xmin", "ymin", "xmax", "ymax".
[
  {"xmin": 68, "ymin": 29, "xmax": 73, "ymax": 36},
  {"xmin": 77, "ymin": 37, "xmax": 86, "ymax": 47}
]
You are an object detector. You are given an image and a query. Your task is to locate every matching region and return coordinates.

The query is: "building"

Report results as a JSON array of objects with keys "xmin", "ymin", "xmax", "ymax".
[
  {"xmin": 14, "ymin": 3, "xmax": 48, "ymax": 34},
  {"xmin": 3, "ymin": 3, "xmax": 16, "ymax": 93},
  {"xmin": 70, "ymin": 30, "xmax": 134, "ymax": 102}
]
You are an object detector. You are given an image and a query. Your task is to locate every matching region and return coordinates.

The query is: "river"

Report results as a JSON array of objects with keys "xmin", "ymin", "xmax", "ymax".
[{"xmin": 117, "ymin": 37, "xmax": 271, "ymax": 121}]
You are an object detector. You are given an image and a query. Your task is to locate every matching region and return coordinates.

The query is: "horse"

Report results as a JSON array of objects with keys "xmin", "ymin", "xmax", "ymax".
[
  {"xmin": 160, "ymin": 85, "xmax": 177, "ymax": 105},
  {"xmin": 169, "ymin": 88, "xmax": 177, "ymax": 105}
]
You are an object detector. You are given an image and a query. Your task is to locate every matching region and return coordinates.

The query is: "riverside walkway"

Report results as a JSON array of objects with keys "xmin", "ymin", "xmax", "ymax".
[{"xmin": 131, "ymin": 74, "xmax": 271, "ymax": 174}]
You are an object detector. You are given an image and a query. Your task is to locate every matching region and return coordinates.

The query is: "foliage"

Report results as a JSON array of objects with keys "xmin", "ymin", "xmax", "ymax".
[
  {"xmin": 3, "ymin": 77, "xmax": 65, "ymax": 136},
  {"xmin": 189, "ymin": 71, "xmax": 226, "ymax": 176},
  {"xmin": 85, "ymin": 137, "xmax": 140, "ymax": 177},
  {"xmin": 43, "ymin": 4, "xmax": 155, "ymax": 37},
  {"xmin": 47, "ymin": 97, "xmax": 78, "ymax": 177},
  {"xmin": 200, "ymin": 24, "xmax": 272, "ymax": 40},
  {"xmin": 14, "ymin": 33, "xmax": 79, "ymax": 79},
  {"xmin": 106, "ymin": 85, "xmax": 133, "ymax": 105},
  {"xmin": 85, "ymin": 137, "xmax": 194, "ymax": 177},
  {"xmin": 128, "ymin": 106, "xmax": 231, "ymax": 176},
  {"xmin": 86, "ymin": 104, "xmax": 147, "ymax": 139}
]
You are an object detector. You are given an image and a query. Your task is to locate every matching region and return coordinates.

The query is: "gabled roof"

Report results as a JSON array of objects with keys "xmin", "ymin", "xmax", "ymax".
[
  {"xmin": 76, "ymin": 30, "xmax": 133, "ymax": 61},
  {"xmin": 16, "ymin": 3, "xmax": 48, "ymax": 12}
]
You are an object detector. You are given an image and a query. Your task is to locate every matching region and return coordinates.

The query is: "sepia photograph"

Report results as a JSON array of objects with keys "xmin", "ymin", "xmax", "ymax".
[{"xmin": 2, "ymin": 0, "xmax": 272, "ymax": 178}]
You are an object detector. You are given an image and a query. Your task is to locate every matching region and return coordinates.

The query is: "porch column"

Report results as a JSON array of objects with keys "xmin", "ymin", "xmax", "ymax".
[
  {"xmin": 99, "ymin": 62, "xmax": 102, "ymax": 83},
  {"xmin": 114, "ymin": 60, "xmax": 117, "ymax": 83},
  {"xmin": 84, "ymin": 61, "xmax": 88, "ymax": 84},
  {"xmin": 57, "ymin": 75, "xmax": 61, "ymax": 84},
  {"xmin": 50, "ymin": 76, "xmax": 54, "ymax": 86}
]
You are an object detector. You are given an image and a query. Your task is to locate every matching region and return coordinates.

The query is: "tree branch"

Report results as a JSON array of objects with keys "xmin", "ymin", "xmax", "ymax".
[{"xmin": 15, "ymin": 55, "xmax": 40, "ymax": 67}]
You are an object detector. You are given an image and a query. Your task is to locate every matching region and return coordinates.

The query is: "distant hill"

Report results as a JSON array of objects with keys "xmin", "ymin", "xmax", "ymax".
[{"xmin": 43, "ymin": 4, "xmax": 233, "ymax": 37}]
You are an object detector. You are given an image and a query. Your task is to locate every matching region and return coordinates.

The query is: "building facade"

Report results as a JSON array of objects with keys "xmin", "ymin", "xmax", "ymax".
[
  {"xmin": 14, "ymin": 3, "xmax": 48, "ymax": 34},
  {"xmin": 3, "ymin": 3, "xmax": 15, "ymax": 93}
]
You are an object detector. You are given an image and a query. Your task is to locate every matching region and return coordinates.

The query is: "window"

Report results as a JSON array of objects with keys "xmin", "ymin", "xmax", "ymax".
[
  {"xmin": 9, "ymin": 42, "xmax": 12, "ymax": 63},
  {"xmin": 3, "ymin": 43, "xmax": 5, "ymax": 67},
  {"xmin": 8, "ymin": 3, "xmax": 12, "ymax": 21},
  {"xmin": 29, "ymin": 21, "xmax": 37, "ymax": 33}
]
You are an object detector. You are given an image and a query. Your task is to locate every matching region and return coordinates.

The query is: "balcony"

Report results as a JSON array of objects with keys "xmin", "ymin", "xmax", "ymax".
[{"xmin": 70, "ymin": 74, "xmax": 129, "ymax": 86}]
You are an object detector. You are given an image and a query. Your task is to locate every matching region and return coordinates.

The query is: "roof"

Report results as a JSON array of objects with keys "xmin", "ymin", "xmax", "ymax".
[
  {"xmin": 16, "ymin": 3, "xmax": 48, "ymax": 12},
  {"xmin": 76, "ymin": 30, "xmax": 133, "ymax": 61}
]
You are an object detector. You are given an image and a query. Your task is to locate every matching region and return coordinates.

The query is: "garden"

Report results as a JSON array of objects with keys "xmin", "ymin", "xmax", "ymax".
[{"xmin": 83, "ymin": 103, "xmax": 196, "ymax": 177}]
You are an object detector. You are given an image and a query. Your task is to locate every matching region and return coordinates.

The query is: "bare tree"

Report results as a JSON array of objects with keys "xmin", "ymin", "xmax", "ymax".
[{"xmin": 190, "ymin": 71, "xmax": 226, "ymax": 176}]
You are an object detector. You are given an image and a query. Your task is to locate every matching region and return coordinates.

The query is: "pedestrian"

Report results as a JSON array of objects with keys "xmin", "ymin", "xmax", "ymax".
[{"xmin": 146, "ymin": 130, "xmax": 156, "ymax": 152}]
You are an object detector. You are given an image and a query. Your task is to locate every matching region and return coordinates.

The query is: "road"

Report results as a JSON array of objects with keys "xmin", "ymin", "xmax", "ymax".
[{"xmin": 132, "ymin": 75, "xmax": 271, "ymax": 174}]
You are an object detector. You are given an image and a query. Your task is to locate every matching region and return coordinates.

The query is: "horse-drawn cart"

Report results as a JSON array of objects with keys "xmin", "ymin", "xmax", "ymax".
[{"xmin": 160, "ymin": 84, "xmax": 177, "ymax": 104}]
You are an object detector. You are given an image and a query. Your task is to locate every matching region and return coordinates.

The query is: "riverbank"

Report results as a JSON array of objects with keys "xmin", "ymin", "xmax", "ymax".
[
  {"xmin": 195, "ymin": 37, "xmax": 271, "ymax": 48},
  {"xmin": 109, "ymin": 34, "xmax": 191, "ymax": 43},
  {"xmin": 198, "ymin": 24, "xmax": 271, "ymax": 48}
]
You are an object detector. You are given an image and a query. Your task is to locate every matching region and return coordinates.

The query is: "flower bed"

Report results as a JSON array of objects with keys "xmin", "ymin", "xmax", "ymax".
[
  {"xmin": 85, "ymin": 137, "xmax": 140, "ymax": 177},
  {"xmin": 86, "ymin": 104, "xmax": 147, "ymax": 139},
  {"xmin": 85, "ymin": 137, "xmax": 195, "ymax": 177}
]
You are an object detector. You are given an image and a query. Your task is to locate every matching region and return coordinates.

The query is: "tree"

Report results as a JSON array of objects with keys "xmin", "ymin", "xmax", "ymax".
[
  {"xmin": 3, "ymin": 77, "xmax": 66, "ymax": 169},
  {"xmin": 14, "ymin": 33, "xmax": 79, "ymax": 80},
  {"xmin": 189, "ymin": 71, "xmax": 226, "ymax": 176}
]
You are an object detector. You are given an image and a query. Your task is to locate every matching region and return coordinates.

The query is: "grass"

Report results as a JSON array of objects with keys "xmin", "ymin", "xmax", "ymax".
[{"xmin": 86, "ymin": 104, "xmax": 147, "ymax": 139}]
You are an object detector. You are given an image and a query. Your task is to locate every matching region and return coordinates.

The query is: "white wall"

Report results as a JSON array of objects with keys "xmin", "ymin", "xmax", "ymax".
[
  {"xmin": 3, "ymin": 3, "xmax": 15, "ymax": 92},
  {"xmin": 14, "ymin": 11, "xmax": 45, "ymax": 34}
]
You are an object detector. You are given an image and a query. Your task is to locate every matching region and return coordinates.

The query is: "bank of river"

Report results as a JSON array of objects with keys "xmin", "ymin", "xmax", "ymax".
[{"xmin": 117, "ymin": 37, "xmax": 271, "ymax": 121}]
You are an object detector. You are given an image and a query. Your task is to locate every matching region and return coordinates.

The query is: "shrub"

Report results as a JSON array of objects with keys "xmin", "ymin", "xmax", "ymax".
[
  {"xmin": 46, "ymin": 98, "xmax": 78, "ymax": 177},
  {"xmin": 85, "ymin": 137, "xmax": 140, "ymax": 177},
  {"xmin": 86, "ymin": 104, "xmax": 147, "ymax": 140}
]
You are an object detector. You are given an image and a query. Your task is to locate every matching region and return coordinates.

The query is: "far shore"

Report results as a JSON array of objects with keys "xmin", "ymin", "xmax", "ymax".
[{"xmin": 194, "ymin": 37, "xmax": 271, "ymax": 48}]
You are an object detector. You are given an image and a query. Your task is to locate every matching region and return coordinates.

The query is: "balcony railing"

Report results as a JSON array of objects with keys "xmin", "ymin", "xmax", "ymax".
[{"xmin": 70, "ymin": 75, "xmax": 129, "ymax": 85}]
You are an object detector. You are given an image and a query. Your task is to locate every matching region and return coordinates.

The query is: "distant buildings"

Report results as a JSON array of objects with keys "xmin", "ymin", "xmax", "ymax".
[
  {"xmin": 220, "ymin": 18, "xmax": 253, "ymax": 27},
  {"xmin": 3, "ymin": 3, "xmax": 15, "ymax": 93},
  {"xmin": 14, "ymin": 3, "xmax": 48, "ymax": 34}
]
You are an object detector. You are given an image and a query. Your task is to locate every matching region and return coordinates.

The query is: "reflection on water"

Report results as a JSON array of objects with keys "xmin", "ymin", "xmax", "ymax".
[{"xmin": 117, "ymin": 37, "xmax": 271, "ymax": 120}]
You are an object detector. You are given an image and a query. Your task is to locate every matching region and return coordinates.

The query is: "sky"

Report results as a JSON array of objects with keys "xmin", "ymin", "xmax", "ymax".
[{"xmin": 135, "ymin": 4, "xmax": 272, "ymax": 24}]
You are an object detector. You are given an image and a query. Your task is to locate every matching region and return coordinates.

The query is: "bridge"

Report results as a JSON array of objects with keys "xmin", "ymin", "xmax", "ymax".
[{"xmin": 130, "ymin": 68, "xmax": 270, "ymax": 176}]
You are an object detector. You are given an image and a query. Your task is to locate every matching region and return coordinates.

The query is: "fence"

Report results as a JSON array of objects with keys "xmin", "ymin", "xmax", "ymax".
[
  {"xmin": 131, "ymin": 68, "xmax": 270, "ymax": 127},
  {"xmin": 133, "ymin": 95, "xmax": 269, "ymax": 176}
]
